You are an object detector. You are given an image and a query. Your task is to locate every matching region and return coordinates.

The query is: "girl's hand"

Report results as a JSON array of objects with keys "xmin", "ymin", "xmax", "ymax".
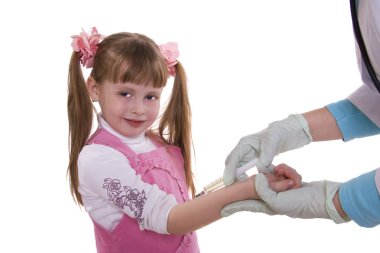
[{"xmin": 264, "ymin": 163, "xmax": 302, "ymax": 192}]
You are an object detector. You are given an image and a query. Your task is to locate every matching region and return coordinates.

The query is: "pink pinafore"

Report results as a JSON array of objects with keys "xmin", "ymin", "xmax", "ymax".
[{"xmin": 86, "ymin": 128, "xmax": 200, "ymax": 253}]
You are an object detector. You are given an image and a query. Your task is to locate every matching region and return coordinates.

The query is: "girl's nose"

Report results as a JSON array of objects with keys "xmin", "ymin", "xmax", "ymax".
[{"xmin": 131, "ymin": 99, "xmax": 144, "ymax": 115}]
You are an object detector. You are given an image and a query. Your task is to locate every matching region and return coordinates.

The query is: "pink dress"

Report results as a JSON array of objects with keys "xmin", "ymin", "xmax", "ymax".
[{"xmin": 86, "ymin": 128, "xmax": 200, "ymax": 253}]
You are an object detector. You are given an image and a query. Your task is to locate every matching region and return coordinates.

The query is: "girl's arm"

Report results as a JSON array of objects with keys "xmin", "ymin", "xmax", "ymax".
[
  {"xmin": 79, "ymin": 145, "xmax": 178, "ymax": 233},
  {"xmin": 167, "ymin": 177, "xmax": 257, "ymax": 234},
  {"xmin": 167, "ymin": 170, "xmax": 298, "ymax": 235}
]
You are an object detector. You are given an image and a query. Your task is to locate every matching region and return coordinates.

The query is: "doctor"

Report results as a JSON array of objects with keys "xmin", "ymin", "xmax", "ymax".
[{"xmin": 222, "ymin": 0, "xmax": 380, "ymax": 228}]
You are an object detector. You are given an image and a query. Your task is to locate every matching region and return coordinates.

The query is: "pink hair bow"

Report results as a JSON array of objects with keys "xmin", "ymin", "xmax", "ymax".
[
  {"xmin": 71, "ymin": 27, "xmax": 104, "ymax": 68},
  {"xmin": 159, "ymin": 42, "xmax": 179, "ymax": 77}
]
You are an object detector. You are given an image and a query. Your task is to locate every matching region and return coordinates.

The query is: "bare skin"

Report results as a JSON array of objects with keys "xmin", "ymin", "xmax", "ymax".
[{"xmin": 167, "ymin": 167, "xmax": 301, "ymax": 234}]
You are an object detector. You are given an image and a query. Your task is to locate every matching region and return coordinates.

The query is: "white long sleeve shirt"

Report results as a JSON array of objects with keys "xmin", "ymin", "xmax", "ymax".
[{"xmin": 78, "ymin": 117, "xmax": 177, "ymax": 233}]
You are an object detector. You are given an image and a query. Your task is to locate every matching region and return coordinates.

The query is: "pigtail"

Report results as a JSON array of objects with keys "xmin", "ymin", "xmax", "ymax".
[
  {"xmin": 159, "ymin": 62, "xmax": 195, "ymax": 197},
  {"xmin": 67, "ymin": 52, "xmax": 94, "ymax": 206}
]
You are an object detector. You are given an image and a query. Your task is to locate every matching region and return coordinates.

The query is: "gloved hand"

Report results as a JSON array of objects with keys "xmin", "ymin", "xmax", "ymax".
[
  {"xmin": 224, "ymin": 114, "xmax": 312, "ymax": 186},
  {"xmin": 221, "ymin": 173, "xmax": 349, "ymax": 224}
]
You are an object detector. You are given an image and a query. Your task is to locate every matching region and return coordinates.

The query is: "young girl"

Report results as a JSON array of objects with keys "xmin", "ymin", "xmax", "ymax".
[{"xmin": 67, "ymin": 27, "xmax": 300, "ymax": 253}]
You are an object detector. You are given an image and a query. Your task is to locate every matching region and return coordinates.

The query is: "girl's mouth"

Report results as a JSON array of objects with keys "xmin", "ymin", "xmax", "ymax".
[{"xmin": 126, "ymin": 119, "xmax": 144, "ymax": 127}]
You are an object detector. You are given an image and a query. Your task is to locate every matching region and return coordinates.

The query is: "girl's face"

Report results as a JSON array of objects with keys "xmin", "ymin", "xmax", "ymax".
[{"xmin": 93, "ymin": 80, "xmax": 163, "ymax": 138}]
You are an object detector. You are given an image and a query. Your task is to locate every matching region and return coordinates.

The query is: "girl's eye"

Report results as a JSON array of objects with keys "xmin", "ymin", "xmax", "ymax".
[
  {"xmin": 146, "ymin": 95, "xmax": 157, "ymax": 101},
  {"xmin": 120, "ymin": 92, "xmax": 131, "ymax": 97}
]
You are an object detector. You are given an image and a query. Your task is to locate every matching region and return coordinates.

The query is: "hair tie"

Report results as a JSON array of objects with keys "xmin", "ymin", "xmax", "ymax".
[
  {"xmin": 71, "ymin": 27, "xmax": 104, "ymax": 68},
  {"xmin": 159, "ymin": 42, "xmax": 179, "ymax": 77}
]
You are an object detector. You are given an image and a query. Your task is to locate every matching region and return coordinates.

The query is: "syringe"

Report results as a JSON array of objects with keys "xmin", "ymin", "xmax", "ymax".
[{"xmin": 195, "ymin": 158, "xmax": 259, "ymax": 197}]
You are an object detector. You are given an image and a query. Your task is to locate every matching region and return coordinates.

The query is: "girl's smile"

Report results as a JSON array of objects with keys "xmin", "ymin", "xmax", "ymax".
[
  {"xmin": 125, "ymin": 118, "xmax": 145, "ymax": 128},
  {"xmin": 88, "ymin": 79, "xmax": 163, "ymax": 138}
]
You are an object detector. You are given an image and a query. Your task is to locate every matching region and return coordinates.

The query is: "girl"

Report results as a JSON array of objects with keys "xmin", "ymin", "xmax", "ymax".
[{"xmin": 67, "ymin": 27, "xmax": 299, "ymax": 253}]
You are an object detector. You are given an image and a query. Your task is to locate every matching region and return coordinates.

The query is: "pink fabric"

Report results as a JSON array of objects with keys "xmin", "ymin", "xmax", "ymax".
[
  {"xmin": 71, "ymin": 27, "xmax": 103, "ymax": 68},
  {"xmin": 86, "ymin": 128, "xmax": 199, "ymax": 253},
  {"xmin": 159, "ymin": 42, "xmax": 179, "ymax": 77}
]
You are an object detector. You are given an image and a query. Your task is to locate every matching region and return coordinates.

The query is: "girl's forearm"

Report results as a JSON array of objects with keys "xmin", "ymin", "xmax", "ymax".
[{"xmin": 167, "ymin": 176, "xmax": 257, "ymax": 234}]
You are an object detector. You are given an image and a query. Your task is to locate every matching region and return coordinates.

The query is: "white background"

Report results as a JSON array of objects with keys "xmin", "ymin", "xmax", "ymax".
[{"xmin": 0, "ymin": 0, "xmax": 379, "ymax": 252}]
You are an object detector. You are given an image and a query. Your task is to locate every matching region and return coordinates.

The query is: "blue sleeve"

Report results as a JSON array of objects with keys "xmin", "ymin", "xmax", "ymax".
[
  {"xmin": 339, "ymin": 170, "xmax": 380, "ymax": 228},
  {"xmin": 326, "ymin": 99, "xmax": 380, "ymax": 141}
]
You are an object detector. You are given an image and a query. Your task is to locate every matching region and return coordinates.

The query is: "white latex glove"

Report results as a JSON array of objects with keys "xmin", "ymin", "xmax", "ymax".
[
  {"xmin": 222, "ymin": 173, "xmax": 349, "ymax": 224},
  {"xmin": 224, "ymin": 114, "xmax": 312, "ymax": 186}
]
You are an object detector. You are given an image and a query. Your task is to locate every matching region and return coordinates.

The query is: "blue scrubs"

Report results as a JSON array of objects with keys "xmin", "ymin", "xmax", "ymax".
[{"xmin": 327, "ymin": 99, "xmax": 380, "ymax": 227}]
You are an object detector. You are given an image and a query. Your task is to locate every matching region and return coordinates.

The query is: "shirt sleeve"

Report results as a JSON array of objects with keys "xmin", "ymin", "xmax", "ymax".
[
  {"xmin": 326, "ymin": 99, "xmax": 380, "ymax": 141},
  {"xmin": 78, "ymin": 144, "xmax": 177, "ymax": 234},
  {"xmin": 339, "ymin": 168, "xmax": 380, "ymax": 228}
]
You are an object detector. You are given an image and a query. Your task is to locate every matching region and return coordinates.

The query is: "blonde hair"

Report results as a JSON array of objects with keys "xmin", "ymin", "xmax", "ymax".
[{"xmin": 67, "ymin": 32, "xmax": 195, "ymax": 206}]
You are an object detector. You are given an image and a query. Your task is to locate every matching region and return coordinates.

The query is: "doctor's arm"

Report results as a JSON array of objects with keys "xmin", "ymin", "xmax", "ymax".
[
  {"xmin": 297, "ymin": 101, "xmax": 380, "ymax": 227},
  {"xmin": 223, "ymin": 165, "xmax": 380, "ymax": 228},
  {"xmin": 223, "ymin": 98, "xmax": 379, "ymax": 181},
  {"xmin": 301, "ymin": 107, "xmax": 342, "ymax": 141},
  {"xmin": 226, "ymin": 99, "xmax": 380, "ymax": 226},
  {"xmin": 300, "ymin": 99, "xmax": 380, "ymax": 142}
]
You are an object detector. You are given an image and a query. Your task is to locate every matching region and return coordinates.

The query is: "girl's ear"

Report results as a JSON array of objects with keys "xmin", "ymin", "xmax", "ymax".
[{"xmin": 86, "ymin": 77, "xmax": 99, "ymax": 102}]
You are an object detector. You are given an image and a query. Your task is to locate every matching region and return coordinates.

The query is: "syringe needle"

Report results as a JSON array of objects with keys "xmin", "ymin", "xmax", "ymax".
[{"xmin": 195, "ymin": 158, "xmax": 259, "ymax": 197}]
